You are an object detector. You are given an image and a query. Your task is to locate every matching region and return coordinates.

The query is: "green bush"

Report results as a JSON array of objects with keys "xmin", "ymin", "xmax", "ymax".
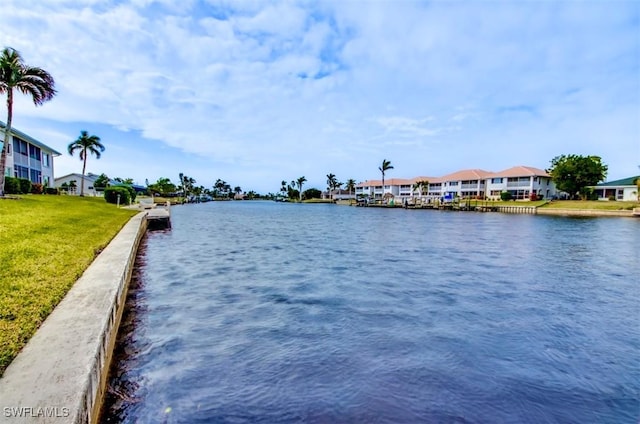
[
  {"xmin": 4, "ymin": 177, "xmax": 21, "ymax": 194},
  {"xmin": 500, "ymin": 191, "xmax": 512, "ymax": 201},
  {"xmin": 2, "ymin": 177, "xmax": 32, "ymax": 194},
  {"xmin": 45, "ymin": 187, "xmax": 60, "ymax": 195},
  {"xmin": 104, "ymin": 186, "xmax": 131, "ymax": 205},
  {"xmin": 19, "ymin": 179, "xmax": 31, "ymax": 194},
  {"xmin": 112, "ymin": 184, "xmax": 137, "ymax": 203},
  {"xmin": 302, "ymin": 188, "xmax": 322, "ymax": 200}
]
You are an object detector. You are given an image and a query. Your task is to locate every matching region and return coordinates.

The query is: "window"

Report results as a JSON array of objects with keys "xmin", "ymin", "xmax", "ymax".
[
  {"xmin": 13, "ymin": 138, "xmax": 27, "ymax": 155},
  {"xmin": 491, "ymin": 178, "xmax": 503, "ymax": 184},
  {"xmin": 42, "ymin": 153, "xmax": 50, "ymax": 167},
  {"xmin": 30, "ymin": 169, "xmax": 41, "ymax": 184},
  {"xmin": 29, "ymin": 145, "xmax": 41, "ymax": 161},
  {"xmin": 14, "ymin": 165, "xmax": 29, "ymax": 179},
  {"xmin": 449, "ymin": 181, "xmax": 459, "ymax": 186}
]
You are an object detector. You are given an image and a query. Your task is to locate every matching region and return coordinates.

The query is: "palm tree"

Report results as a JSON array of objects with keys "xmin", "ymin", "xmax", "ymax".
[
  {"xmin": 379, "ymin": 159, "xmax": 393, "ymax": 199},
  {"xmin": 326, "ymin": 173, "xmax": 337, "ymax": 200},
  {"xmin": 345, "ymin": 178, "xmax": 356, "ymax": 203},
  {"xmin": 412, "ymin": 179, "xmax": 429, "ymax": 199},
  {"xmin": 68, "ymin": 131, "xmax": 105, "ymax": 196},
  {"xmin": 0, "ymin": 47, "xmax": 56, "ymax": 196},
  {"xmin": 296, "ymin": 176, "xmax": 306, "ymax": 201}
]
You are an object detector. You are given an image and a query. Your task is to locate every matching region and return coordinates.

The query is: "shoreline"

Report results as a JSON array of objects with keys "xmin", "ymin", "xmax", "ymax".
[{"xmin": 0, "ymin": 212, "xmax": 148, "ymax": 423}]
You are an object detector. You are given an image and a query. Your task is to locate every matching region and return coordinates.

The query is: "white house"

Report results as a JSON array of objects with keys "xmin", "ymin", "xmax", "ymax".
[
  {"xmin": 485, "ymin": 166, "xmax": 556, "ymax": 200},
  {"xmin": 591, "ymin": 176, "xmax": 639, "ymax": 201},
  {"xmin": 1, "ymin": 121, "xmax": 60, "ymax": 187},
  {"xmin": 54, "ymin": 172, "xmax": 111, "ymax": 196},
  {"xmin": 355, "ymin": 178, "xmax": 415, "ymax": 202}
]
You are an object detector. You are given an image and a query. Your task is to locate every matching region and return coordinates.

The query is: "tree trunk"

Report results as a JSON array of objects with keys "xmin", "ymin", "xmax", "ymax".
[
  {"xmin": 0, "ymin": 90, "xmax": 14, "ymax": 197},
  {"xmin": 80, "ymin": 150, "xmax": 87, "ymax": 196}
]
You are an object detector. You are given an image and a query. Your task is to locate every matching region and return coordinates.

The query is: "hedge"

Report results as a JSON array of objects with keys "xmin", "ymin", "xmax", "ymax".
[
  {"xmin": 3, "ymin": 177, "xmax": 32, "ymax": 194},
  {"xmin": 104, "ymin": 186, "xmax": 131, "ymax": 205}
]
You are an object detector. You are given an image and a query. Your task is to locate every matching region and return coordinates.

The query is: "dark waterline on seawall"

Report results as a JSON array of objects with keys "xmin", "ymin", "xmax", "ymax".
[{"xmin": 102, "ymin": 202, "xmax": 640, "ymax": 423}]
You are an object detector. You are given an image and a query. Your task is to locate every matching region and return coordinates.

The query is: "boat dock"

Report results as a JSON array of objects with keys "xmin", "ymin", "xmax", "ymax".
[{"xmin": 142, "ymin": 201, "xmax": 171, "ymax": 228}]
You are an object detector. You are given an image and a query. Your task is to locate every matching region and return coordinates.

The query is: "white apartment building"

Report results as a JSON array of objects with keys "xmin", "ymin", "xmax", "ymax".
[
  {"xmin": 485, "ymin": 166, "xmax": 555, "ymax": 200},
  {"xmin": 356, "ymin": 165, "xmax": 557, "ymax": 202}
]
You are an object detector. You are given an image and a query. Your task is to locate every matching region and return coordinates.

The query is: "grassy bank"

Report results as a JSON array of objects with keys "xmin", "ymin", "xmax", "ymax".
[{"xmin": 0, "ymin": 195, "xmax": 137, "ymax": 375}]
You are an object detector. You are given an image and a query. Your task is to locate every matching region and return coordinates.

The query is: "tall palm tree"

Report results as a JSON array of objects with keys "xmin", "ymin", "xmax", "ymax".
[
  {"xmin": 326, "ymin": 173, "xmax": 336, "ymax": 199},
  {"xmin": 296, "ymin": 176, "xmax": 306, "ymax": 201},
  {"xmin": 68, "ymin": 131, "xmax": 105, "ymax": 196},
  {"xmin": 345, "ymin": 178, "xmax": 356, "ymax": 202},
  {"xmin": 379, "ymin": 159, "xmax": 393, "ymax": 199},
  {"xmin": 0, "ymin": 47, "xmax": 56, "ymax": 196}
]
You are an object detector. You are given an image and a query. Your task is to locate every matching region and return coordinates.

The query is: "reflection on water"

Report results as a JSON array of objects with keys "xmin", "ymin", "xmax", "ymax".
[{"xmin": 101, "ymin": 202, "xmax": 640, "ymax": 423}]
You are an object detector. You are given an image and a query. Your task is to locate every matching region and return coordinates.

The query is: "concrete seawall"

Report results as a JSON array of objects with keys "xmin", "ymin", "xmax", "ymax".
[
  {"xmin": 536, "ymin": 208, "xmax": 635, "ymax": 218},
  {"xmin": 0, "ymin": 212, "xmax": 148, "ymax": 423}
]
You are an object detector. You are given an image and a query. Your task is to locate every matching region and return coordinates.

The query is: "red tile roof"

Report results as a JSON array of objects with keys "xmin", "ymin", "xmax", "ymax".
[
  {"xmin": 439, "ymin": 169, "xmax": 492, "ymax": 182},
  {"xmin": 488, "ymin": 166, "xmax": 550, "ymax": 178},
  {"xmin": 356, "ymin": 165, "xmax": 550, "ymax": 187}
]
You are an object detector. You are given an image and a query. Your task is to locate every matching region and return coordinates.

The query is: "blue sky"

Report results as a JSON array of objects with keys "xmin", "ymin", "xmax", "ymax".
[{"xmin": 1, "ymin": 0, "xmax": 638, "ymax": 193}]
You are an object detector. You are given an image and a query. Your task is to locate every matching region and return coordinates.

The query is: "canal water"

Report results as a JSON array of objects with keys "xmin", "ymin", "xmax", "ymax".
[{"xmin": 102, "ymin": 202, "xmax": 639, "ymax": 423}]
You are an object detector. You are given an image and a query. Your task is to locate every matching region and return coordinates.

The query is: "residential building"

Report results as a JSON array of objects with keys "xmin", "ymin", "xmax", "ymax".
[
  {"xmin": 356, "ymin": 165, "xmax": 557, "ymax": 202},
  {"xmin": 438, "ymin": 169, "xmax": 492, "ymax": 200},
  {"xmin": 55, "ymin": 173, "xmax": 103, "ymax": 196},
  {"xmin": 54, "ymin": 173, "xmax": 145, "ymax": 196},
  {"xmin": 323, "ymin": 189, "xmax": 357, "ymax": 200},
  {"xmin": 355, "ymin": 178, "xmax": 415, "ymax": 202},
  {"xmin": 486, "ymin": 166, "xmax": 556, "ymax": 200},
  {"xmin": 0, "ymin": 121, "xmax": 60, "ymax": 187},
  {"xmin": 591, "ymin": 176, "xmax": 639, "ymax": 201}
]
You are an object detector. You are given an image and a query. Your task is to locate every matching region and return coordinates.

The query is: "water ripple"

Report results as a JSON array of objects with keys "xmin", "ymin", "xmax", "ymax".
[{"xmin": 102, "ymin": 203, "xmax": 640, "ymax": 423}]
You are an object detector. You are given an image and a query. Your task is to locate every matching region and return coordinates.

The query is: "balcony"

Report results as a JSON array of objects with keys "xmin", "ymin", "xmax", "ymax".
[{"xmin": 506, "ymin": 181, "xmax": 531, "ymax": 188}]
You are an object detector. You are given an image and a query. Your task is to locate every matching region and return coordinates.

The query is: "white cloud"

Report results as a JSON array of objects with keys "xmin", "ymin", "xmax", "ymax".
[{"xmin": 0, "ymin": 0, "xmax": 637, "ymax": 190}]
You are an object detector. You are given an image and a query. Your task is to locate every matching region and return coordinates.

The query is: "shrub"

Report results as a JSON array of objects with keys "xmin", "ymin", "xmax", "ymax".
[
  {"xmin": 45, "ymin": 187, "xmax": 60, "ymax": 195},
  {"xmin": 4, "ymin": 177, "xmax": 21, "ymax": 194},
  {"xmin": 31, "ymin": 183, "xmax": 44, "ymax": 194},
  {"xmin": 607, "ymin": 195, "xmax": 616, "ymax": 201},
  {"xmin": 19, "ymin": 179, "xmax": 32, "ymax": 194},
  {"xmin": 113, "ymin": 184, "xmax": 137, "ymax": 203},
  {"xmin": 302, "ymin": 188, "xmax": 322, "ymax": 200},
  {"xmin": 500, "ymin": 191, "xmax": 512, "ymax": 201},
  {"xmin": 104, "ymin": 186, "xmax": 131, "ymax": 205}
]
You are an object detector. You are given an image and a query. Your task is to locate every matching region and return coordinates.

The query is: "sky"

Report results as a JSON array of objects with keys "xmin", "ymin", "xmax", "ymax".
[{"xmin": 1, "ymin": 0, "xmax": 638, "ymax": 193}]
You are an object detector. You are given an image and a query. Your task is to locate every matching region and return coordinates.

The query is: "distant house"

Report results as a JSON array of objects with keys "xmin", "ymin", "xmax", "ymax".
[
  {"xmin": 591, "ymin": 176, "xmax": 639, "ymax": 201},
  {"xmin": 55, "ymin": 173, "xmax": 103, "ymax": 196},
  {"xmin": 0, "ymin": 121, "xmax": 61, "ymax": 187},
  {"xmin": 323, "ymin": 189, "xmax": 357, "ymax": 200},
  {"xmin": 55, "ymin": 172, "xmax": 145, "ymax": 196}
]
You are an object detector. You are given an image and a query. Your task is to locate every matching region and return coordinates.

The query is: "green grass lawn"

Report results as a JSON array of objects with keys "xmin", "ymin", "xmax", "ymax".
[
  {"xmin": 541, "ymin": 200, "xmax": 640, "ymax": 210},
  {"xmin": 0, "ymin": 195, "xmax": 137, "ymax": 375}
]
